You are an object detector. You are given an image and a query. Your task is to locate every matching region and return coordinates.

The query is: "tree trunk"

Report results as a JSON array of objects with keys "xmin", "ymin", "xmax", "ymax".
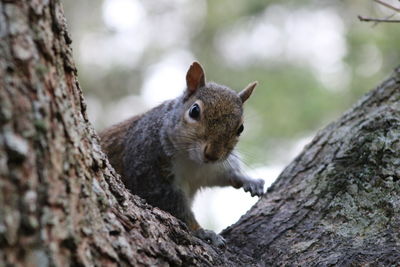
[
  {"xmin": 222, "ymin": 69, "xmax": 400, "ymax": 265},
  {"xmin": 0, "ymin": 1, "xmax": 227, "ymax": 266},
  {"xmin": 0, "ymin": 1, "xmax": 399, "ymax": 266}
]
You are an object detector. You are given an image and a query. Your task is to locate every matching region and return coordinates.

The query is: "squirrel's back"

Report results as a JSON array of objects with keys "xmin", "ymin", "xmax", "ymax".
[
  {"xmin": 100, "ymin": 98, "xmax": 177, "ymax": 189},
  {"xmin": 99, "ymin": 116, "xmax": 138, "ymax": 175}
]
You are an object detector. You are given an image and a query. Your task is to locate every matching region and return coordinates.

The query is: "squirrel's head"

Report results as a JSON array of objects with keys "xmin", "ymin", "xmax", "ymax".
[{"xmin": 171, "ymin": 61, "xmax": 257, "ymax": 164}]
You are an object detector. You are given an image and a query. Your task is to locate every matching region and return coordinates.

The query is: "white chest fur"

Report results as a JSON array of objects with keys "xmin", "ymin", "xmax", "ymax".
[{"xmin": 171, "ymin": 155, "xmax": 226, "ymax": 203}]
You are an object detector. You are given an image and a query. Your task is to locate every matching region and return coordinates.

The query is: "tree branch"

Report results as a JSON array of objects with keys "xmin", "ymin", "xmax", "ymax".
[
  {"xmin": 358, "ymin": 15, "xmax": 400, "ymax": 23},
  {"xmin": 373, "ymin": 0, "xmax": 400, "ymax": 13}
]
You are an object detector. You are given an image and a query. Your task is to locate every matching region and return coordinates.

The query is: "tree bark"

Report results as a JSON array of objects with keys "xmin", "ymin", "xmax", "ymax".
[
  {"xmin": 0, "ymin": 1, "xmax": 399, "ymax": 266},
  {"xmin": 222, "ymin": 69, "xmax": 400, "ymax": 265},
  {"xmin": 0, "ymin": 1, "xmax": 228, "ymax": 266}
]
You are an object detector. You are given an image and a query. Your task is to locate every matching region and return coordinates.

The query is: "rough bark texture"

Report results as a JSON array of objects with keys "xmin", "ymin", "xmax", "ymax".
[
  {"xmin": 223, "ymin": 69, "xmax": 400, "ymax": 265},
  {"xmin": 0, "ymin": 1, "xmax": 229, "ymax": 266},
  {"xmin": 0, "ymin": 1, "xmax": 399, "ymax": 266}
]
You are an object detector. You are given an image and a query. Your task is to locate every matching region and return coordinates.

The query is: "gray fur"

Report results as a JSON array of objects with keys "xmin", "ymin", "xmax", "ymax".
[{"xmin": 100, "ymin": 69, "xmax": 264, "ymax": 248}]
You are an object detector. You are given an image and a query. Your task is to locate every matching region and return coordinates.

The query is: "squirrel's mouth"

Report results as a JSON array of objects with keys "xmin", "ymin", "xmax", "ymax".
[
  {"xmin": 202, "ymin": 152, "xmax": 230, "ymax": 164},
  {"xmin": 203, "ymin": 158, "xmax": 218, "ymax": 164},
  {"xmin": 186, "ymin": 144, "xmax": 230, "ymax": 165},
  {"xmin": 187, "ymin": 151, "xmax": 219, "ymax": 165}
]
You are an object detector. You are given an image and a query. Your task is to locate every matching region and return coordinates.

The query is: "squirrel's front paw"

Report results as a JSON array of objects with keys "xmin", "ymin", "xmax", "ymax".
[
  {"xmin": 243, "ymin": 178, "xmax": 265, "ymax": 197},
  {"xmin": 194, "ymin": 229, "xmax": 226, "ymax": 249}
]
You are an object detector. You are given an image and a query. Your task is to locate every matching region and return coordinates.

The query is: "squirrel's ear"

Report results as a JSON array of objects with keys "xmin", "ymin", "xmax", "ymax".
[
  {"xmin": 239, "ymin": 81, "xmax": 257, "ymax": 103},
  {"xmin": 186, "ymin": 61, "xmax": 206, "ymax": 95}
]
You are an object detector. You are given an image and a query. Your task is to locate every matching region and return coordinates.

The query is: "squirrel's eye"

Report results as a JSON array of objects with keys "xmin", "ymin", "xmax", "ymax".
[
  {"xmin": 189, "ymin": 103, "xmax": 200, "ymax": 119},
  {"xmin": 237, "ymin": 124, "xmax": 244, "ymax": 136}
]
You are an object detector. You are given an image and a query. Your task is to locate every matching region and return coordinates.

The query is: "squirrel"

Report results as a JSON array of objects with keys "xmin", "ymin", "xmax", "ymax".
[{"xmin": 99, "ymin": 62, "xmax": 265, "ymax": 248}]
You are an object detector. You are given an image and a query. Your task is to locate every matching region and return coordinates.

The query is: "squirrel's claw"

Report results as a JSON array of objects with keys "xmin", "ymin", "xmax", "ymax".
[
  {"xmin": 194, "ymin": 229, "xmax": 226, "ymax": 249},
  {"xmin": 243, "ymin": 178, "xmax": 265, "ymax": 197}
]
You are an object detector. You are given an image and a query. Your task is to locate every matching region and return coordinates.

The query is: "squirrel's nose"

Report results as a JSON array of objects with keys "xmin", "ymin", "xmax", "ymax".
[{"xmin": 204, "ymin": 144, "xmax": 219, "ymax": 162}]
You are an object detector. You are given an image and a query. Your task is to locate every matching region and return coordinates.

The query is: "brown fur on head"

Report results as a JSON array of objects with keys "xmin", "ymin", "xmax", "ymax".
[{"xmin": 171, "ymin": 61, "xmax": 257, "ymax": 164}]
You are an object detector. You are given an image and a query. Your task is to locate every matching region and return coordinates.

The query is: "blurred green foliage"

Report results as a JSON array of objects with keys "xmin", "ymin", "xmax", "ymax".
[{"xmin": 63, "ymin": 0, "xmax": 399, "ymax": 165}]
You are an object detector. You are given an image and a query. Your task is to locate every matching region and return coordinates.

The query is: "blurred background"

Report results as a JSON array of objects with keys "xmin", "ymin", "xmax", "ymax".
[{"xmin": 63, "ymin": 0, "xmax": 400, "ymax": 232}]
